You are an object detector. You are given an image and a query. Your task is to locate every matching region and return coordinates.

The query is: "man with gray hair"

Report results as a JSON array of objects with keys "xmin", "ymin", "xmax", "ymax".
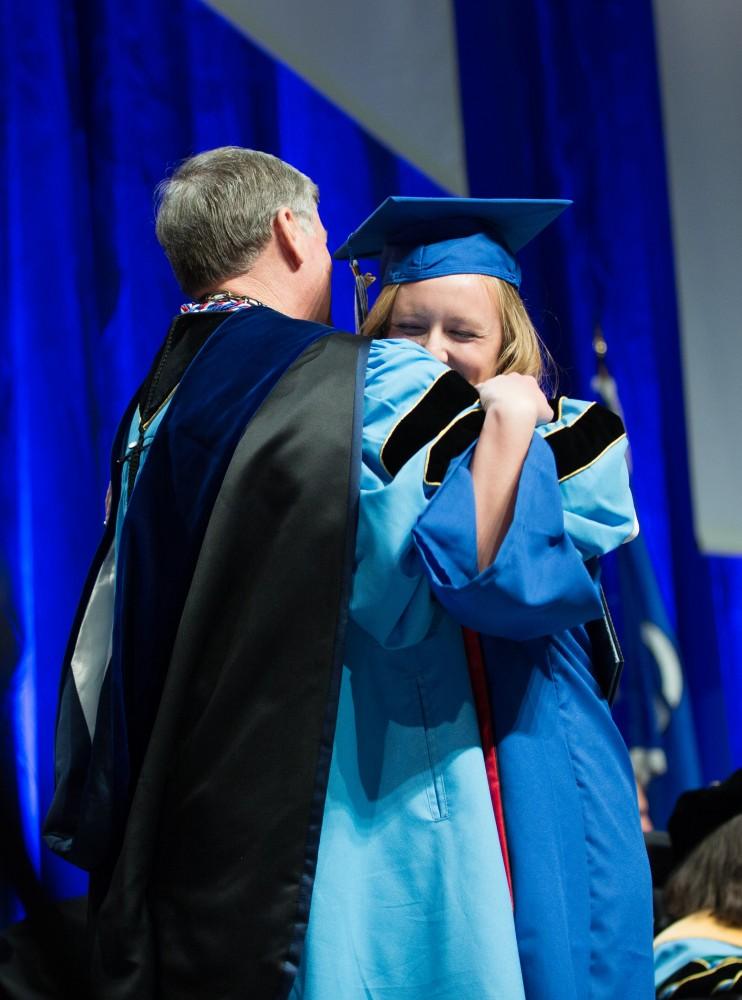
[
  {"xmin": 45, "ymin": 146, "xmax": 372, "ymax": 998},
  {"xmin": 154, "ymin": 147, "xmax": 332, "ymax": 321},
  {"xmin": 44, "ymin": 147, "xmax": 616, "ymax": 1000}
]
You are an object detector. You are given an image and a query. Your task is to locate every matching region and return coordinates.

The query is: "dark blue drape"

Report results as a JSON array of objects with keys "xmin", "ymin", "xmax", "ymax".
[{"xmin": 1, "ymin": 0, "xmax": 739, "ymax": 911}]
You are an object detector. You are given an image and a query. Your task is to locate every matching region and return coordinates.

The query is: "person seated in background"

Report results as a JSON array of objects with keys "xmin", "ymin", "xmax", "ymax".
[
  {"xmin": 334, "ymin": 197, "xmax": 654, "ymax": 1000},
  {"xmin": 654, "ymin": 771, "xmax": 742, "ymax": 998}
]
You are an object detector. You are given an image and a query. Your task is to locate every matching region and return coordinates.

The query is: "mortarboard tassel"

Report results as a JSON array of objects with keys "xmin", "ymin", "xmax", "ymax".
[{"xmin": 350, "ymin": 259, "xmax": 375, "ymax": 334}]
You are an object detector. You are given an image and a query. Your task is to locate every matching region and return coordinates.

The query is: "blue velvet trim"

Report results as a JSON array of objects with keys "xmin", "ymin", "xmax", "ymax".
[{"xmin": 59, "ymin": 308, "xmax": 332, "ymax": 869}]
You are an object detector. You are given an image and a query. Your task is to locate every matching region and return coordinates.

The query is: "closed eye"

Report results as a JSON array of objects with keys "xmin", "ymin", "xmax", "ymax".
[
  {"xmin": 390, "ymin": 322, "xmax": 425, "ymax": 334},
  {"xmin": 449, "ymin": 330, "xmax": 479, "ymax": 341}
]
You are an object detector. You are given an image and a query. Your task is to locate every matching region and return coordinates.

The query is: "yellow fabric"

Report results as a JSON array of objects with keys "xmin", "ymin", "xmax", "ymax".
[{"xmin": 654, "ymin": 910, "xmax": 742, "ymax": 948}]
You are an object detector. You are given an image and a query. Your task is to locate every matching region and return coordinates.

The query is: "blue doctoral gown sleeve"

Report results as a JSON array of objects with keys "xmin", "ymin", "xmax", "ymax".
[
  {"xmin": 350, "ymin": 339, "xmax": 454, "ymax": 649},
  {"xmin": 537, "ymin": 397, "xmax": 638, "ymax": 559},
  {"xmin": 412, "ymin": 433, "xmax": 604, "ymax": 640}
]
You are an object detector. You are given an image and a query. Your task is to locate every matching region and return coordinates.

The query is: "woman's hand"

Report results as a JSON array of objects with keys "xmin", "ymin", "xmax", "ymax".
[{"xmin": 476, "ymin": 373, "xmax": 553, "ymax": 426}]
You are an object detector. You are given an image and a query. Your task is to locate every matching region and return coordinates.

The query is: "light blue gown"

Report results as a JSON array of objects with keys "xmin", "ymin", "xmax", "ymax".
[{"xmin": 292, "ymin": 340, "xmax": 651, "ymax": 999}]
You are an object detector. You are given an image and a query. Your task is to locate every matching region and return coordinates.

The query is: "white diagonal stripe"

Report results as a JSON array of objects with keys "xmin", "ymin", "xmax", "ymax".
[
  {"xmin": 70, "ymin": 542, "xmax": 115, "ymax": 739},
  {"xmin": 202, "ymin": 0, "xmax": 468, "ymax": 195},
  {"xmin": 653, "ymin": 0, "xmax": 742, "ymax": 554}
]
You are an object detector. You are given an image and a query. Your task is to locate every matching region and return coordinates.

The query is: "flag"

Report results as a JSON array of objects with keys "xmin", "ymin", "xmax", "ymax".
[{"xmin": 593, "ymin": 336, "xmax": 702, "ymax": 827}]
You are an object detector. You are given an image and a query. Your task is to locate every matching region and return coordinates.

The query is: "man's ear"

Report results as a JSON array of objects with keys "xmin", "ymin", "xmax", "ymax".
[{"xmin": 273, "ymin": 208, "xmax": 304, "ymax": 271}]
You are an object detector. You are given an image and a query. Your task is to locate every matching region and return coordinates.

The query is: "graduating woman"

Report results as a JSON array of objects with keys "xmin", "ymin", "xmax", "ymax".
[{"xmin": 307, "ymin": 198, "xmax": 654, "ymax": 999}]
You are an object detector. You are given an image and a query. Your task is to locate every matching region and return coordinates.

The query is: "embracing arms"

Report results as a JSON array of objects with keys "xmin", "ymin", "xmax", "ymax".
[{"xmin": 353, "ymin": 341, "xmax": 617, "ymax": 646}]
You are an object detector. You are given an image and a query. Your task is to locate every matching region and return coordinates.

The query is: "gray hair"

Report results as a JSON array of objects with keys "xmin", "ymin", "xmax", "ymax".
[{"xmin": 155, "ymin": 147, "xmax": 319, "ymax": 297}]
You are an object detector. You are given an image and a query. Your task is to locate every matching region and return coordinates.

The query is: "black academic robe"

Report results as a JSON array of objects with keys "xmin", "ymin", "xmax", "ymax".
[{"xmin": 44, "ymin": 307, "xmax": 369, "ymax": 999}]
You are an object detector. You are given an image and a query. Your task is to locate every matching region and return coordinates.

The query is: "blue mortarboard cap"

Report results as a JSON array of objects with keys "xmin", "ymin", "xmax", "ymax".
[{"xmin": 333, "ymin": 196, "xmax": 571, "ymax": 289}]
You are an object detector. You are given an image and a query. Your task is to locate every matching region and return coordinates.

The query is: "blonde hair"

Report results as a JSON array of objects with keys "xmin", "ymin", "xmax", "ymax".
[{"xmin": 362, "ymin": 276, "xmax": 555, "ymax": 391}]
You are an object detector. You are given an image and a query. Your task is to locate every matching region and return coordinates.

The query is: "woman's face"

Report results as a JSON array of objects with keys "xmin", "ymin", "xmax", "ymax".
[{"xmin": 387, "ymin": 273, "xmax": 503, "ymax": 384}]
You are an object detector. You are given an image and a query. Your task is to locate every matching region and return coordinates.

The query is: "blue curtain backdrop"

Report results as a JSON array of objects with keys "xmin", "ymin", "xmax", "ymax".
[{"xmin": 1, "ymin": 0, "xmax": 739, "ymax": 909}]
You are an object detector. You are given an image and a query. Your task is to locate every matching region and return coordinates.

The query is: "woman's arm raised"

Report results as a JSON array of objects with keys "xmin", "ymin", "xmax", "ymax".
[{"xmin": 471, "ymin": 373, "xmax": 554, "ymax": 571}]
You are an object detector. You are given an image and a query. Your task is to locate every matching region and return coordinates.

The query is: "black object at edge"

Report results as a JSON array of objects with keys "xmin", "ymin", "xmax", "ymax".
[{"xmin": 586, "ymin": 584, "xmax": 625, "ymax": 705}]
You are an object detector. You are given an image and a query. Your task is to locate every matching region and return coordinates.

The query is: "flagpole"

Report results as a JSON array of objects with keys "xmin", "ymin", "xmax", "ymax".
[{"xmin": 590, "ymin": 324, "xmax": 702, "ymax": 826}]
